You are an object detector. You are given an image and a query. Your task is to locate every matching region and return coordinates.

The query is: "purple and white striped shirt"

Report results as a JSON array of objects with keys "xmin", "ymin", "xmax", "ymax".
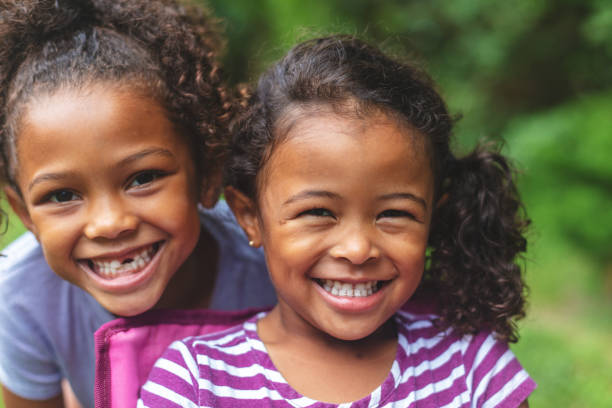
[{"xmin": 138, "ymin": 310, "xmax": 535, "ymax": 407}]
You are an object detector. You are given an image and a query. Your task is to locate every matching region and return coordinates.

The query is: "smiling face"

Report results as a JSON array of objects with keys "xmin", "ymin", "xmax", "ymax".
[
  {"xmin": 6, "ymin": 84, "xmax": 202, "ymax": 316},
  {"xmin": 232, "ymin": 109, "xmax": 435, "ymax": 341}
]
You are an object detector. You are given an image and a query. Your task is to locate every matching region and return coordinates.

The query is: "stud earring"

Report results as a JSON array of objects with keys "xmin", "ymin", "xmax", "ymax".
[{"xmin": 248, "ymin": 240, "xmax": 255, "ymax": 247}]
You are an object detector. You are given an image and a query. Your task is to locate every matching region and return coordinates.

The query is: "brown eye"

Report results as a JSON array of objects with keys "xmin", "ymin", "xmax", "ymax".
[
  {"xmin": 299, "ymin": 208, "xmax": 334, "ymax": 218},
  {"xmin": 48, "ymin": 190, "xmax": 79, "ymax": 203},
  {"xmin": 128, "ymin": 170, "xmax": 164, "ymax": 188},
  {"xmin": 378, "ymin": 209, "xmax": 415, "ymax": 220}
]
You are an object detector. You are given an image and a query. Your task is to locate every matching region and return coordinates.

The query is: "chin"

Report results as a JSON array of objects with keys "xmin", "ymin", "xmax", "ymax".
[{"xmin": 98, "ymin": 293, "xmax": 160, "ymax": 317}]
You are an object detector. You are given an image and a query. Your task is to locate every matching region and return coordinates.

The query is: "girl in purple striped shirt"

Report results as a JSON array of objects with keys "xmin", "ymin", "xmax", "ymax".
[{"xmin": 140, "ymin": 35, "xmax": 535, "ymax": 407}]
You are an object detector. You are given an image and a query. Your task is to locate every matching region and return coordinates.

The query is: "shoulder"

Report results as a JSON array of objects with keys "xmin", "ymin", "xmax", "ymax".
[
  {"xmin": 0, "ymin": 233, "xmax": 65, "ymax": 306},
  {"xmin": 182, "ymin": 312, "xmax": 261, "ymax": 358},
  {"xmin": 393, "ymin": 309, "xmax": 535, "ymax": 407},
  {"xmin": 0, "ymin": 232, "xmax": 111, "ymax": 352},
  {"xmin": 141, "ymin": 314, "xmax": 265, "ymax": 405},
  {"xmin": 1, "ymin": 232, "xmax": 46, "ymax": 275},
  {"xmin": 460, "ymin": 329, "xmax": 535, "ymax": 407}
]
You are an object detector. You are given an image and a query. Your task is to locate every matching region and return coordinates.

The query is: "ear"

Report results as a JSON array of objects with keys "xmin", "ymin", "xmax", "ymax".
[
  {"xmin": 435, "ymin": 193, "xmax": 449, "ymax": 209},
  {"xmin": 3, "ymin": 186, "xmax": 37, "ymax": 235},
  {"xmin": 224, "ymin": 186, "xmax": 262, "ymax": 247},
  {"xmin": 199, "ymin": 168, "xmax": 223, "ymax": 209}
]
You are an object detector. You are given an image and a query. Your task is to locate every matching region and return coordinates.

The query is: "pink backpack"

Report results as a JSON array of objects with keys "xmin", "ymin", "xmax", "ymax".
[{"xmin": 94, "ymin": 308, "xmax": 264, "ymax": 407}]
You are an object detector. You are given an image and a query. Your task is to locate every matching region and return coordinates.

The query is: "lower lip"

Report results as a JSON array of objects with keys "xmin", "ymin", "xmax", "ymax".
[
  {"xmin": 79, "ymin": 243, "xmax": 164, "ymax": 294},
  {"xmin": 313, "ymin": 280, "xmax": 388, "ymax": 313}
]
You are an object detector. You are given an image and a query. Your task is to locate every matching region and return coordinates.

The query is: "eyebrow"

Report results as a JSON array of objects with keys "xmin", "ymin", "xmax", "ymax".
[
  {"xmin": 115, "ymin": 147, "xmax": 175, "ymax": 168},
  {"xmin": 378, "ymin": 192, "xmax": 428, "ymax": 210},
  {"xmin": 282, "ymin": 190, "xmax": 341, "ymax": 206},
  {"xmin": 27, "ymin": 148, "xmax": 175, "ymax": 192}
]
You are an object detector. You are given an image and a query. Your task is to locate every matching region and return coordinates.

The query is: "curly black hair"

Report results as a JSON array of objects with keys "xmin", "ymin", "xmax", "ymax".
[
  {"xmin": 0, "ymin": 0, "xmax": 231, "ymax": 195},
  {"xmin": 225, "ymin": 35, "xmax": 530, "ymax": 343}
]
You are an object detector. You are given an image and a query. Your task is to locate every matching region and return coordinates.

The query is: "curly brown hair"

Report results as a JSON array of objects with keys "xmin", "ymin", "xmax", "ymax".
[
  {"xmin": 225, "ymin": 35, "xmax": 530, "ymax": 343},
  {"xmin": 0, "ymin": 0, "xmax": 231, "ymax": 194}
]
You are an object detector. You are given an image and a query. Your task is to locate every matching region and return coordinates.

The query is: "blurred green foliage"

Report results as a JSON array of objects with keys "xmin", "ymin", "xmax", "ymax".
[{"xmin": 1, "ymin": 0, "xmax": 611, "ymax": 407}]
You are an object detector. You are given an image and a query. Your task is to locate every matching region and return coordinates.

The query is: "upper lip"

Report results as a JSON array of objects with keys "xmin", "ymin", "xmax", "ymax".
[
  {"xmin": 311, "ymin": 276, "xmax": 393, "ymax": 283},
  {"xmin": 76, "ymin": 241, "xmax": 161, "ymax": 261}
]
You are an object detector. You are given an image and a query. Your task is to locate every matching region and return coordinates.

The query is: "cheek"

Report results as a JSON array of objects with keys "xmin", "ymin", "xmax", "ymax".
[
  {"xmin": 142, "ymin": 184, "xmax": 200, "ymax": 231},
  {"xmin": 262, "ymin": 229, "xmax": 322, "ymax": 274},
  {"xmin": 31, "ymin": 214, "xmax": 79, "ymax": 253},
  {"xmin": 391, "ymin": 237, "xmax": 428, "ymax": 276}
]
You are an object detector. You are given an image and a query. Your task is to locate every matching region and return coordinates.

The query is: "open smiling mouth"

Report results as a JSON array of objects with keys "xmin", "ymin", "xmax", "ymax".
[
  {"xmin": 314, "ymin": 279, "xmax": 390, "ymax": 297},
  {"xmin": 79, "ymin": 241, "xmax": 163, "ymax": 279}
]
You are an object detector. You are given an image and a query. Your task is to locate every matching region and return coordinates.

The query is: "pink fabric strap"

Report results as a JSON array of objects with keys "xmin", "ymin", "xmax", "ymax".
[{"xmin": 94, "ymin": 308, "xmax": 264, "ymax": 408}]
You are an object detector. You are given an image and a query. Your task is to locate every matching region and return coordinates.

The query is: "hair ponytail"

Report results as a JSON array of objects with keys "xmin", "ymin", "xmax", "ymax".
[{"xmin": 426, "ymin": 145, "xmax": 530, "ymax": 342}]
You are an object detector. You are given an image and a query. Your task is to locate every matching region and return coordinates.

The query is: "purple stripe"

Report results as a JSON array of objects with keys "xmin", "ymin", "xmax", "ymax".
[
  {"xmin": 200, "ymin": 392, "xmax": 300, "ymax": 408},
  {"xmin": 194, "ymin": 346, "xmax": 272, "ymax": 369},
  {"xmin": 412, "ymin": 373, "xmax": 468, "ymax": 407},
  {"xmin": 463, "ymin": 331, "xmax": 490, "ymax": 374},
  {"xmin": 140, "ymin": 389, "xmax": 194, "ymax": 407},
  {"xmin": 147, "ymin": 365, "xmax": 197, "ymax": 399},
  {"xmin": 494, "ymin": 377, "xmax": 537, "ymax": 408},
  {"xmin": 471, "ymin": 339, "xmax": 511, "ymax": 400},
  {"xmin": 398, "ymin": 331, "xmax": 464, "ymax": 371},
  {"xmin": 158, "ymin": 347, "xmax": 194, "ymax": 370},
  {"xmin": 186, "ymin": 325, "xmax": 247, "ymax": 344}
]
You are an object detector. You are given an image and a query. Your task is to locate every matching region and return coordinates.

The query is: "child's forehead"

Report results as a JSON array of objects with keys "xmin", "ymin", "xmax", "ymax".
[{"xmin": 275, "ymin": 102, "xmax": 429, "ymax": 155}]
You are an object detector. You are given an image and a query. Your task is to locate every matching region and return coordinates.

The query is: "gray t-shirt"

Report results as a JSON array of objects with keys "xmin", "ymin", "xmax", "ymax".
[{"xmin": 0, "ymin": 201, "xmax": 275, "ymax": 407}]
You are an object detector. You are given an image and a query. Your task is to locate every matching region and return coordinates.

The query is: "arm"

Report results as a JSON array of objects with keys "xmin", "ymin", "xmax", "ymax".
[
  {"xmin": 0, "ymin": 235, "xmax": 73, "ymax": 405},
  {"xmin": 518, "ymin": 400, "xmax": 529, "ymax": 408},
  {"xmin": 2, "ymin": 386, "xmax": 64, "ymax": 408}
]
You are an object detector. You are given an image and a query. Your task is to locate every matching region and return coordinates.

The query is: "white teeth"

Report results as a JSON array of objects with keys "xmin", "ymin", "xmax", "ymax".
[
  {"xmin": 90, "ymin": 245, "xmax": 156, "ymax": 278},
  {"xmin": 320, "ymin": 279, "xmax": 381, "ymax": 297}
]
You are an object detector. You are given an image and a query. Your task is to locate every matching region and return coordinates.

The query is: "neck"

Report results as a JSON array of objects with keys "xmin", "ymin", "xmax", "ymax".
[
  {"xmin": 261, "ymin": 304, "xmax": 397, "ymax": 355},
  {"xmin": 257, "ymin": 305, "xmax": 398, "ymax": 403},
  {"xmin": 154, "ymin": 226, "xmax": 218, "ymax": 310}
]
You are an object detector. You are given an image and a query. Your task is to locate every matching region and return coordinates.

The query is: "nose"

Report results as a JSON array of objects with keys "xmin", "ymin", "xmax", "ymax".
[
  {"xmin": 84, "ymin": 196, "xmax": 139, "ymax": 240},
  {"xmin": 329, "ymin": 224, "xmax": 380, "ymax": 265}
]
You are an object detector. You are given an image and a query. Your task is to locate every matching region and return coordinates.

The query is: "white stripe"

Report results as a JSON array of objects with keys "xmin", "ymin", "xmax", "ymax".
[
  {"xmin": 472, "ymin": 349, "xmax": 515, "ymax": 407},
  {"xmin": 136, "ymin": 398, "xmax": 148, "ymax": 408},
  {"xmin": 196, "ymin": 354, "xmax": 285, "ymax": 383},
  {"xmin": 458, "ymin": 334, "xmax": 473, "ymax": 356},
  {"xmin": 198, "ymin": 377, "xmax": 316, "ymax": 406},
  {"xmin": 380, "ymin": 364, "xmax": 465, "ymax": 408},
  {"xmin": 405, "ymin": 319, "xmax": 436, "ymax": 330},
  {"xmin": 193, "ymin": 337, "xmax": 259, "ymax": 357},
  {"xmin": 397, "ymin": 328, "xmax": 447, "ymax": 358},
  {"xmin": 397, "ymin": 331, "xmax": 463, "ymax": 382},
  {"xmin": 368, "ymin": 385, "xmax": 382, "ymax": 407},
  {"xmin": 390, "ymin": 360, "xmax": 402, "ymax": 387},
  {"xmin": 190, "ymin": 312, "xmax": 265, "ymax": 348},
  {"xmin": 465, "ymin": 334, "xmax": 496, "ymax": 400},
  {"xmin": 481, "ymin": 369, "xmax": 529, "ymax": 408},
  {"xmin": 395, "ymin": 309, "xmax": 439, "ymax": 323},
  {"xmin": 438, "ymin": 390, "xmax": 471, "ymax": 408},
  {"xmin": 170, "ymin": 341, "xmax": 200, "ymax": 380},
  {"xmin": 141, "ymin": 380, "xmax": 199, "ymax": 408},
  {"xmin": 243, "ymin": 319, "xmax": 260, "ymax": 332},
  {"xmin": 155, "ymin": 358, "xmax": 193, "ymax": 384},
  {"xmin": 193, "ymin": 327, "xmax": 245, "ymax": 347}
]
